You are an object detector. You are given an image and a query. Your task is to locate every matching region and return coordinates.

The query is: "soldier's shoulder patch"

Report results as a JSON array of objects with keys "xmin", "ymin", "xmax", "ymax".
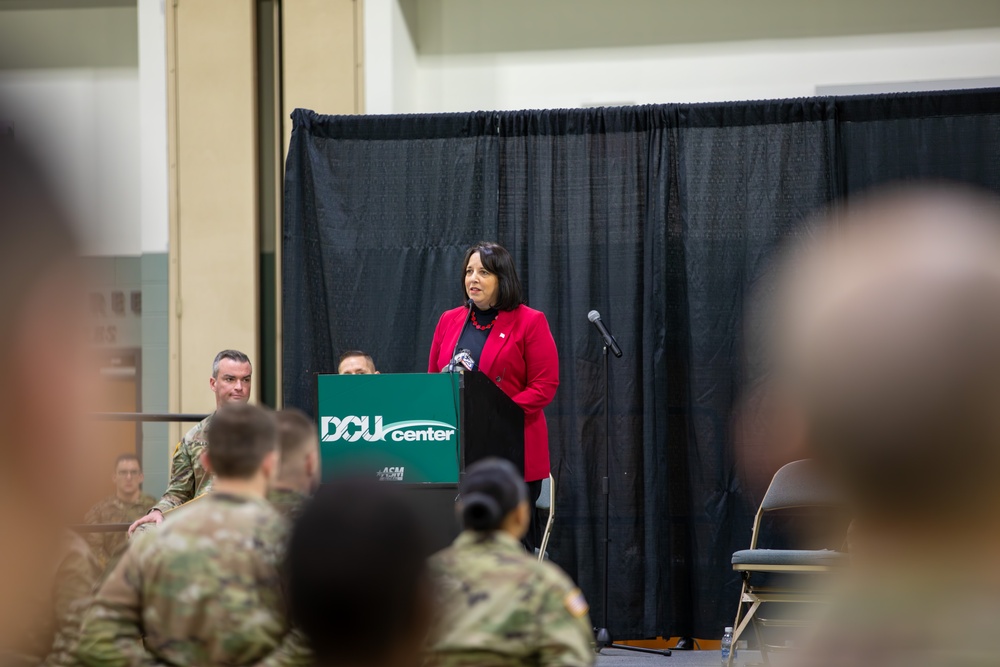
[{"xmin": 563, "ymin": 588, "xmax": 589, "ymax": 618}]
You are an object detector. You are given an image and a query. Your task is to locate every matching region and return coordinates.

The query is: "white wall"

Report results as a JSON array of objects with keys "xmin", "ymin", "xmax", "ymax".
[
  {"xmin": 365, "ymin": 0, "xmax": 418, "ymax": 113},
  {"xmin": 415, "ymin": 28, "xmax": 1000, "ymax": 112},
  {"xmin": 138, "ymin": 0, "xmax": 168, "ymax": 255},
  {"xmin": 0, "ymin": 4, "xmax": 143, "ymax": 257},
  {"xmin": 0, "ymin": 68, "xmax": 140, "ymax": 256},
  {"xmin": 362, "ymin": 0, "xmax": 1000, "ymax": 114}
]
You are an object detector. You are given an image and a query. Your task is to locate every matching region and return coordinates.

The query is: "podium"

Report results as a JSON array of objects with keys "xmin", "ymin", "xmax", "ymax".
[{"xmin": 315, "ymin": 371, "xmax": 524, "ymax": 549}]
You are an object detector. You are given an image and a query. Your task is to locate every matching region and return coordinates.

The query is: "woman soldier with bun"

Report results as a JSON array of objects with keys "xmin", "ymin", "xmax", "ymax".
[{"xmin": 423, "ymin": 458, "xmax": 594, "ymax": 667}]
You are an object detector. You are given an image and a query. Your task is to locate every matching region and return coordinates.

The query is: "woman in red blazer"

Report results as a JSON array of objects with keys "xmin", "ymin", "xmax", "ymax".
[{"xmin": 428, "ymin": 242, "xmax": 559, "ymax": 514}]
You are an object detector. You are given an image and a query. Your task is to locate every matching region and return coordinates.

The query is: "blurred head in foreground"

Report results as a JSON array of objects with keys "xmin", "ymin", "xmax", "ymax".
[
  {"xmin": 773, "ymin": 184, "xmax": 1000, "ymax": 663},
  {"xmin": 274, "ymin": 408, "xmax": 321, "ymax": 494},
  {"xmin": 286, "ymin": 479, "xmax": 430, "ymax": 667},
  {"xmin": 0, "ymin": 118, "xmax": 92, "ymax": 647},
  {"xmin": 779, "ymin": 186, "xmax": 1000, "ymax": 544}
]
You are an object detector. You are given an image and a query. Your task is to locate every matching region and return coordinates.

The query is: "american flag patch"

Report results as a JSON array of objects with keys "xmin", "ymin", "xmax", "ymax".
[{"xmin": 564, "ymin": 588, "xmax": 589, "ymax": 618}]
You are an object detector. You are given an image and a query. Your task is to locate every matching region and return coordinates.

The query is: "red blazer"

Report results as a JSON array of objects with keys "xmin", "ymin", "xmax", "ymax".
[{"xmin": 428, "ymin": 304, "xmax": 559, "ymax": 482}]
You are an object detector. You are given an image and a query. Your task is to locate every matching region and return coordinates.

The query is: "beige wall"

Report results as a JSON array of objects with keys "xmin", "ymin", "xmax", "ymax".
[
  {"xmin": 166, "ymin": 0, "xmax": 362, "ymax": 422},
  {"xmin": 282, "ymin": 0, "xmax": 363, "ymax": 134},
  {"xmin": 277, "ymin": 0, "xmax": 364, "ymax": 406},
  {"xmin": 167, "ymin": 0, "xmax": 259, "ymax": 424}
]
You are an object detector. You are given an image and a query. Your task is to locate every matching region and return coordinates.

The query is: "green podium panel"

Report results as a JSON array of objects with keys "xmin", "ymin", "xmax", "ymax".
[{"xmin": 316, "ymin": 373, "xmax": 461, "ymax": 484}]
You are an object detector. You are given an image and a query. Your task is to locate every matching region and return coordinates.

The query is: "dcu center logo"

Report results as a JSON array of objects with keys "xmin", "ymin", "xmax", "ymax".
[{"xmin": 320, "ymin": 416, "xmax": 457, "ymax": 443}]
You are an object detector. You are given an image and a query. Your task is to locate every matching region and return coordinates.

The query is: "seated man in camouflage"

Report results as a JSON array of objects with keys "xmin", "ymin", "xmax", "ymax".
[
  {"xmin": 267, "ymin": 408, "xmax": 321, "ymax": 521},
  {"xmin": 83, "ymin": 454, "xmax": 155, "ymax": 573},
  {"xmin": 423, "ymin": 458, "xmax": 595, "ymax": 667},
  {"xmin": 78, "ymin": 403, "xmax": 309, "ymax": 667},
  {"xmin": 127, "ymin": 349, "xmax": 252, "ymax": 535}
]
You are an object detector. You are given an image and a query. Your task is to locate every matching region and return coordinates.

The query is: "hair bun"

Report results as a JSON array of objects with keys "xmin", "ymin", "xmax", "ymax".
[
  {"xmin": 460, "ymin": 492, "xmax": 503, "ymax": 531},
  {"xmin": 458, "ymin": 458, "xmax": 527, "ymax": 532}
]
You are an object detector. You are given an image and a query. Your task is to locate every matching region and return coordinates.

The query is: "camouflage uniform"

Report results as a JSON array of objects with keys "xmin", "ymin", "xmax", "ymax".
[
  {"xmin": 424, "ymin": 531, "xmax": 595, "ymax": 667},
  {"xmin": 1, "ymin": 532, "xmax": 100, "ymax": 667},
  {"xmin": 78, "ymin": 492, "xmax": 310, "ymax": 667},
  {"xmin": 83, "ymin": 493, "xmax": 157, "ymax": 570},
  {"xmin": 266, "ymin": 486, "xmax": 309, "ymax": 522},
  {"xmin": 150, "ymin": 414, "xmax": 214, "ymax": 515}
]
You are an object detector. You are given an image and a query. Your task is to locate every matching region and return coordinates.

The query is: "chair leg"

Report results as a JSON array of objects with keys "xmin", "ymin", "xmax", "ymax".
[
  {"xmin": 537, "ymin": 475, "xmax": 555, "ymax": 562},
  {"xmin": 730, "ymin": 578, "xmax": 758, "ymax": 667},
  {"xmin": 751, "ymin": 610, "xmax": 769, "ymax": 665},
  {"xmin": 537, "ymin": 509, "xmax": 554, "ymax": 562},
  {"xmin": 731, "ymin": 578, "xmax": 751, "ymax": 645}
]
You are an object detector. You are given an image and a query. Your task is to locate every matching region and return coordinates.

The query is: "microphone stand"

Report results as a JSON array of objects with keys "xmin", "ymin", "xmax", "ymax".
[{"xmin": 594, "ymin": 342, "xmax": 671, "ymax": 658}]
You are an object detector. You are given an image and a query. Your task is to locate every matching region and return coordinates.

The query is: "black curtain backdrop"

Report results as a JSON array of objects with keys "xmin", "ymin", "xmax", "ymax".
[{"xmin": 282, "ymin": 89, "xmax": 1000, "ymax": 639}]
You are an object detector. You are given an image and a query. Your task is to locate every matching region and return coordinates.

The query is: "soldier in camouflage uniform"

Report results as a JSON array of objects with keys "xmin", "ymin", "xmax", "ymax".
[
  {"xmin": 127, "ymin": 349, "xmax": 252, "ymax": 536},
  {"xmin": 266, "ymin": 409, "xmax": 320, "ymax": 521},
  {"xmin": 1, "ymin": 531, "xmax": 100, "ymax": 667},
  {"xmin": 83, "ymin": 454, "xmax": 155, "ymax": 572},
  {"xmin": 424, "ymin": 458, "xmax": 595, "ymax": 667},
  {"xmin": 79, "ymin": 403, "xmax": 310, "ymax": 667}
]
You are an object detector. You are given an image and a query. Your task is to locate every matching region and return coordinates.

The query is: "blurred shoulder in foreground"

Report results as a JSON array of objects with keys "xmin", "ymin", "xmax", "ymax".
[
  {"xmin": 0, "ymin": 116, "xmax": 99, "ymax": 659},
  {"xmin": 773, "ymin": 185, "xmax": 1000, "ymax": 667}
]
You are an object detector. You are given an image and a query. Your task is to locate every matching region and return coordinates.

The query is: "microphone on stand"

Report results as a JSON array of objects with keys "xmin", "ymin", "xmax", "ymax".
[{"xmin": 587, "ymin": 310, "xmax": 623, "ymax": 358}]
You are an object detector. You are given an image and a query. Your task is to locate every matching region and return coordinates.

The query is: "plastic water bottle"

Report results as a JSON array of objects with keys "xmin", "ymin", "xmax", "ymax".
[{"xmin": 721, "ymin": 626, "xmax": 735, "ymax": 666}]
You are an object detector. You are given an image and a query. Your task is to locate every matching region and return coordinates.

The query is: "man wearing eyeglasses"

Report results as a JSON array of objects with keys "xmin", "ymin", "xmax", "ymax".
[{"xmin": 83, "ymin": 454, "xmax": 155, "ymax": 571}]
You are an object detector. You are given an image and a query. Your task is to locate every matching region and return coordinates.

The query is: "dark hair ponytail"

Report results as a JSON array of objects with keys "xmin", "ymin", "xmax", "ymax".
[
  {"xmin": 460, "ymin": 492, "xmax": 503, "ymax": 531},
  {"xmin": 458, "ymin": 458, "xmax": 527, "ymax": 532}
]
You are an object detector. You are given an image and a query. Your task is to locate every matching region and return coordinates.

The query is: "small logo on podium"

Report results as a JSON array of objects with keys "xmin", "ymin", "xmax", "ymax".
[{"xmin": 377, "ymin": 466, "xmax": 405, "ymax": 481}]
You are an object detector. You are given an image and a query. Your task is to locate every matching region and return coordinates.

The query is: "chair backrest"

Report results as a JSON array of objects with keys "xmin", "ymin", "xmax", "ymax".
[
  {"xmin": 760, "ymin": 459, "xmax": 843, "ymax": 513},
  {"xmin": 536, "ymin": 475, "xmax": 552, "ymax": 510}
]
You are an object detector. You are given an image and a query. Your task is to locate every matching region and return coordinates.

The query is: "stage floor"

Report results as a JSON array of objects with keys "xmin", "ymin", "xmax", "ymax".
[{"xmin": 597, "ymin": 648, "xmax": 765, "ymax": 666}]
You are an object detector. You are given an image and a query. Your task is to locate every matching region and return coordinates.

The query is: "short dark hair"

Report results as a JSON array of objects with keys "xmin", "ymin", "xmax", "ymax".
[
  {"xmin": 337, "ymin": 350, "xmax": 375, "ymax": 370},
  {"xmin": 206, "ymin": 403, "xmax": 277, "ymax": 479},
  {"xmin": 114, "ymin": 453, "xmax": 141, "ymax": 471},
  {"xmin": 212, "ymin": 349, "xmax": 251, "ymax": 378},
  {"xmin": 461, "ymin": 242, "xmax": 524, "ymax": 311},
  {"xmin": 286, "ymin": 479, "xmax": 429, "ymax": 664},
  {"xmin": 275, "ymin": 408, "xmax": 316, "ymax": 465}
]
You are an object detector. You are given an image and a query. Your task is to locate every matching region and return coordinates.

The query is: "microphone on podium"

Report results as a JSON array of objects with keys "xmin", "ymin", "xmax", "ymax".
[
  {"xmin": 442, "ymin": 349, "xmax": 477, "ymax": 373},
  {"xmin": 588, "ymin": 310, "xmax": 623, "ymax": 358},
  {"xmin": 441, "ymin": 299, "xmax": 476, "ymax": 372}
]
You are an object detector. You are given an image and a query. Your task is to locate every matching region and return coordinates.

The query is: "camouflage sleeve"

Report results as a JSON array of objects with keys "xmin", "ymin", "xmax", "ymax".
[
  {"xmin": 151, "ymin": 439, "xmax": 195, "ymax": 514},
  {"xmin": 40, "ymin": 536, "xmax": 100, "ymax": 667},
  {"xmin": 77, "ymin": 544, "xmax": 165, "ymax": 667},
  {"xmin": 82, "ymin": 503, "xmax": 109, "ymax": 569},
  {"xmin": 534, "ymin": 577, "xmax": 596, "ymax": 667},
  {"xmin": 252, "ymin": 627, "xmax": 313, "ymax": 667}
]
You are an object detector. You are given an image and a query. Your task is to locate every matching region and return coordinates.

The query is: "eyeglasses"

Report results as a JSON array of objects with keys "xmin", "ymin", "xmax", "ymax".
[{"xmin": 116, "ymin": 470, "xmax": 142, "ymax": 477}]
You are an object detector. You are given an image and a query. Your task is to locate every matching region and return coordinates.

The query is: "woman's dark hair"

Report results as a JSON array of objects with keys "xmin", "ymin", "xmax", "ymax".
[
  {"xmin": 461, "ymin": 241, "xmax": 524, "ymax": 311},
  {"xmin": 458, "ymin": 457, "xmax": 527, "ymax": 532}
]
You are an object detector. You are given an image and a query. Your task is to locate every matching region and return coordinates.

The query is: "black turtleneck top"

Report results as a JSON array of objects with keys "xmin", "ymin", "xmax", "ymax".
[{"xmin": 456, "ymin": 305, "xmax": 499, "ymax": 367}]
